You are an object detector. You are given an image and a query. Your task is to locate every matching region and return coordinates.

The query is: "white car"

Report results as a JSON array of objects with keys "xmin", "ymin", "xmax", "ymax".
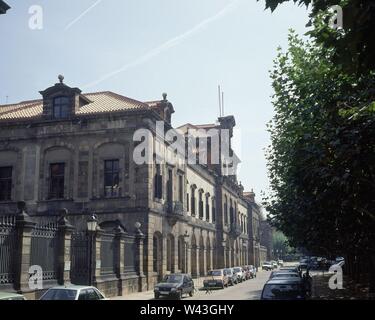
[
  {"xmin": 232, "ymin": 267, "xmax": 245, "ymax": 282},
  {"xmin": 39, "ymin": 285, "xmax": 108, "ymax": 300}
]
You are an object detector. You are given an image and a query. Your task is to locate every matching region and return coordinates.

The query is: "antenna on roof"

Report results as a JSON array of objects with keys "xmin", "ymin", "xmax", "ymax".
[
  {"xmin": 5, "ymin": 96, "xmax": 9, "ymax": 104},
  {"xmin": 218, "ymin": 85, "xmax": 222, "ymax": 117},
  {"xmin": 221, "ymin": 91, "xmax": 224, "ymax": 116}
]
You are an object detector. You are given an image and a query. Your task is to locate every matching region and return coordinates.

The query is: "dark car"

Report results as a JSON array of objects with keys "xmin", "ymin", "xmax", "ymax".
[
  {"xmin": 224, "ymin": 268, "xmax": 238, "ymax": 286},
  {"xmin": 269, "ymin": 272, "xmax": 300, "ymax": 280},
  {"xmin": 154, "ymin": 274, "xmax": 194, "ymax": 300},
  {"xmin": 261, "ymin": 279, "xmax": 306, "ymax": 300}
]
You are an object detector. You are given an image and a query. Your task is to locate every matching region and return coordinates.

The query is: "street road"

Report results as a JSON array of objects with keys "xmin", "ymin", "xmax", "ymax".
[{"xmin": 112, "ymin": 269, "xmax": 271, "ymax": 300}]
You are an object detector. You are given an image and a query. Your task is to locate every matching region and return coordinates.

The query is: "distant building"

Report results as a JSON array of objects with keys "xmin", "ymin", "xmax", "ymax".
[
  {"xmin": 0, "ymin": 1, "xmax": 10, "ymax": 14},
  {"xmin": 260, "ymin": 220, "xmax": 273, "ymax": 260}
]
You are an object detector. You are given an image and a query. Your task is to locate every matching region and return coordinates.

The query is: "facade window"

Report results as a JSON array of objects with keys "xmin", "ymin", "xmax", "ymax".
[
  {"xmin": 167, "ymin": 169, "xmax": 173, "ymax": 204},
  {"xmin": 49, "ymin": 163, "xmax": 65, "ymax": 199},
  {"xmin": 186, "ymin": 193, "xmax": 189, "ymax": 212},
  {"xmin": 0, "ymin": 166, "xmax": 12, "ymax": 201},
  {"xmin": 53, "ymin": 96, "xmax": 70, "ymax": 119},
  {"xmin": 198, "ymin": 191, "xmax": 204, "ymax": 219},
  {"xmin": 191, "ymin": 187, "xmax": 196, "ymax": 216},
  {"xmin": 205, "ymin": 194, "xmax": 210, "ymax": 222},
  {"xmin": 230, "ymin": 200, "xmax": 234, "ymax": 225},
  {"xmin": 154, "ymin": 164, "xmax": 163, "ymax": 199},
  {"xmin": 178, "ymin": 175, "xmax": 183, "ymax": 203},
  {"xmin": 224, "ymin": 196, "xmax": 228, "ymax": 225},
  {"xmin": 104, "ymin": 159, "xmax": 120, "ymax": 197},
  {"xmin": 212, "ymin": 198, "xmax": 216, "ymax": 223}
]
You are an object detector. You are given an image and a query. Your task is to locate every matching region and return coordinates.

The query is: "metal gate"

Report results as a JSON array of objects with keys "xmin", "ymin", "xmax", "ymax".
[
  {"xmin": 30, "ymin": 220, "xmax": 59, "ymax": 281},
  {"xmin": 0, "ymin": 215, "xmax": 17, "ymax": 285},
  {"xmin": 70, "ymin": 231, "xmax": 89, "ymax": 285}
]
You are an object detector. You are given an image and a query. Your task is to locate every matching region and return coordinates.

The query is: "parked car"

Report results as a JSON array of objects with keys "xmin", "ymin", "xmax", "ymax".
[
  {"xmin": 224, "ymin": 268, "xmax": 238, "ymax": 286},
  {"xmin": 233, "ymin": 267, "xmax": 245, "ymax": 282},
  {"xmin": 204, "ymin": 269, "xmax": 229, "ymax": 289},
  {"xmin": 271, "ymin": 261, "xmax": 278, "ymax": 269},
  {"xmin": 277, "ymin": 259, "xmax": 284, "ymax": 267},
  {"xmin": 269, "ymin": 272, "xmax": 300, "ymax": 280},
  {"xmin": 262, "ymin": 261, "xmax": 273, "ymax": 271},
  {"xmin": 242, "ymin": 266, "xmax": 251, "ymax": 280},
  {"xmin": 248, "ymin": 265, "xmax": 257, "ymax": 278},
  {"xmin": 154, "ymin": 273, "xmax": 194, "ymax": 299},
  {"xmin": 0, "ymin": 292, "xmax": 26, "ymax": 300},
  {"xmin": 39, "ymin": 285, "xmax": 107, "ymax": 300},
  {"xmin": 261, "ymin": 278, "xmax": 307, "ymax": 300}
]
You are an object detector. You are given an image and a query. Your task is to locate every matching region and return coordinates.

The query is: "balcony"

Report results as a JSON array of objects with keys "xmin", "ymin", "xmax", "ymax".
[
  {"xmin": 165, "ymin": 201, "xmax": 187, "ymax": 226},
  {"xmin": 229, "ymin": 224, "xmax": 242, "ymax": 238}
]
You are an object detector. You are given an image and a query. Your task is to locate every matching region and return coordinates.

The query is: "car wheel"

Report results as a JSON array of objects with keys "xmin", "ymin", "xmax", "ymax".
[
  {"xmin": 221, "ymin": 283, "xmax": 225, "ymax": 289},
  {"xmin": 154, "ymin": 293, "xmax": 160, "ymax": 299},
  {"xmin": 176, "ymin": 290, "xmax": 182, "ymax": 300},
  {"xmin": 189, "ymin": 289, "xmax": 194, "ymax": 297}
]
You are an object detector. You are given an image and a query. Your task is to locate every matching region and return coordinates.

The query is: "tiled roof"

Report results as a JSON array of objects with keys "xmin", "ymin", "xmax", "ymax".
[{"xmin": 0, "ymin": 91, "xmax": 150, "ymax": 121}]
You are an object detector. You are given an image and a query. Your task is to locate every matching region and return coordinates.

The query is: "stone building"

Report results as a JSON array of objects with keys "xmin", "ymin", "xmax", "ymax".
[
  {"xmin": 0, "ymin": 77, "xmax": 263, "ymax": 296},
  {"xmin": 0, "ymin": 1, "xmax": 10, "ymax": 15},
  {"xmin": 260, "ymin": 220, "xmax": 274, "ymax": 261}
]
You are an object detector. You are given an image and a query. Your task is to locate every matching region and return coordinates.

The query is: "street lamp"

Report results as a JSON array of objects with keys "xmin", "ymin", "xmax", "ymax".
[
  {"xmin": 87, "ymin": 214, "xmax": 98, "ymax": 232},
  {"xmin": 87, "ymin": 214, "xmax": 98, "ymax": 285}
]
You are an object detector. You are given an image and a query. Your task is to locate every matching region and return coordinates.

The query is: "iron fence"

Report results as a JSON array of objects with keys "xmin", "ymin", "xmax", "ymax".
[
  {"xmin": 30, "ymin": 219, "xmax": 59, "ymax": 281},
  {"xmin": 0, "ymin": 215, "xmax": 17, "ymax": 285},
  {"xmin": 70, "ymin": 231, "xmax": 90, "ymax": 285}
]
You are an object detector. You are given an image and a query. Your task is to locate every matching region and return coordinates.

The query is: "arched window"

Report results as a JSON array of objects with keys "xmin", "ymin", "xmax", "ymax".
[
  {"xmin": 198, "ymin": 190, "xmax": 204, "ymax": 219},
  {"xmin": 53, "ymin": 96, "xmax": 70, "ymax": 118}
]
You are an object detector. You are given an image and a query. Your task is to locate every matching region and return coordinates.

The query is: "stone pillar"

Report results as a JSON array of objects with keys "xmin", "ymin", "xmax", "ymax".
[
  {"xmin": 57, "ymin": 209, "xmax": 75, "ymax": 285},
  {"xmin": 186, "ymin": 243, "xmax": 191, "ymax": 274},
  {"xmin": 135, "ymin": 227, "xmax": 146, "ymax": 292},
  {"xmin": 92, "ymin": 228, "xmax": 103, "ymax": 287},
  {"xmin": 115, "ymin": 226, "xmax": 126, "ymax": 296},
  {"xmin": 202, "ymin": 248, "xmax": 207, "ymax": 276},
  {"xmin": 14, "ymin": 202, "xmax": 36, "ymax": 295},
  {"xmin": 195, "ymin": 246, "xmax": 200, "ymax": 277}
]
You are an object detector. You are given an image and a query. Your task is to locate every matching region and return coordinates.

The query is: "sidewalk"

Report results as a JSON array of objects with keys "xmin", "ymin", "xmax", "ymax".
[{"xmin": 311, "ymin": 271, "xmax": 371, "ymax": 300}]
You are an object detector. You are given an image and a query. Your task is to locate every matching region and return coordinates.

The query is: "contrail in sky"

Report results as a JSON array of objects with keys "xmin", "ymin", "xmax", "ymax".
[
  {"xmin": 83, "ymin": 0, "xmax": 242, "ymax": 89},
  {"xmin": 65, "ymin": 0, "xmax": 103, "ymax": 30}
]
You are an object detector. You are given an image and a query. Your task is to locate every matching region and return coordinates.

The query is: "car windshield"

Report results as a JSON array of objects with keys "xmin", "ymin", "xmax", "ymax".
[
  {"xmin": 262, "ymin": 284, "xmax": 304, "ymax": 300},
  {"xmin": 161, "ymin": 275, "xmax": 183, "ymax": 283},
  {"xmin": 40, "ymin": 289, "xmax": 77, "ymax": 300},
  {"xmin": 224, "ymin": 269, "xmax": 232, "ymax": 275},
  {"xmin": 208, "ymin": 270, "xmax": 222, "ymax": 276},
  {"xmin": 233, "ymin": 268, "xmax": 241, "ymax": 272}
]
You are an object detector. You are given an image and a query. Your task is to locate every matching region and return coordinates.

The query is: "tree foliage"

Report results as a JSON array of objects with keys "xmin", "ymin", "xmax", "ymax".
[
  {"xmin": 259, "ymin": 0, "xmax": 375, "ymax": 74},
  {"xmin": 265, "ymin": 31, "xmax": 375, "ymax": 257}
]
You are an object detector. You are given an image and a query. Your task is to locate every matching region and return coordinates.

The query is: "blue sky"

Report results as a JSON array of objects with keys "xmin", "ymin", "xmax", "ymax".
[{"xmin": 0, "ymin": 0, "xmax": 310, "ymax": 198}]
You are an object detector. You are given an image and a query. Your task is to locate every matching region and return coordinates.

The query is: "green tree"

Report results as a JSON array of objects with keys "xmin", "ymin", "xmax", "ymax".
[
  {"xmin": 258, "ymin": 0, "xmax": 375, "ymax": 74},
  {"xmin": 264, "ymin": 30, "xmax": 375, "ymax": 291}
]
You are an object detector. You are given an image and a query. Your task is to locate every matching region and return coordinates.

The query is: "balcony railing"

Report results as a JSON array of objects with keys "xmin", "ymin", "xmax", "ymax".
[{"xmin": 165, "ymin": 201, "xmax": 184, "ymax": 215}]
